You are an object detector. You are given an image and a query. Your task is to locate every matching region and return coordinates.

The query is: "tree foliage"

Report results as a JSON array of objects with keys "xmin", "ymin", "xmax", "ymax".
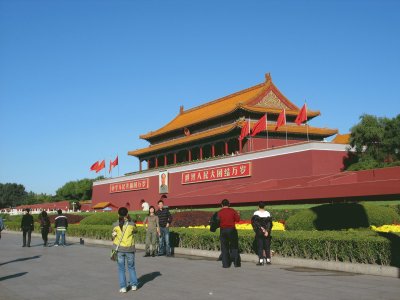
[
  {"xmin": 346, "ymin": 114, "xmax": 400, "ymax": 170},
  {"xmin": 55, "ymin": 177, "xmax": 102, "ymax": 201},
  {"xmin": 0, "ymin": 183, "xmax": 28, "ymax": 208}
]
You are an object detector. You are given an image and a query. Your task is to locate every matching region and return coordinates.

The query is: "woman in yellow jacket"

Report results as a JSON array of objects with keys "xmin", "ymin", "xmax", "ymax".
[{"xmin": 112, "ymin": 207, "xmax": 138, "ymax": 293}]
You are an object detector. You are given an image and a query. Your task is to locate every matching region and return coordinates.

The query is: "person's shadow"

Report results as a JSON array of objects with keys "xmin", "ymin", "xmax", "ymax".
[
  {"xmin": 0, "ymin": 255, "xmax": 41, "ymax": 266},
  {"xmin": 0, "ymin": 272, "xmax": 28, "ymax": 282},
  {"xmin": 138, "ymin": 271, "xmax": 162, "ymax": 288}
]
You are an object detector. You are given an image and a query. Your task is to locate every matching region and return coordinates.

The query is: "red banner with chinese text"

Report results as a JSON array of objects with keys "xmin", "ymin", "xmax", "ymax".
[
  {"xmin": 109, "ymin": 178, "xmax": 149, "ymax": 193},
  {"xmin": 181, "ymin": 162, "xmax": 252, "ymax": 185}
]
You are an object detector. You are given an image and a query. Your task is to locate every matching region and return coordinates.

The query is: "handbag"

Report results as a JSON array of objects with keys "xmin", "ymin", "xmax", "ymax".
[
  {"xmin": 209, "ymin": 212, "xmax": 220, "ymax": 232},
  {"xmin": 110, "ymin": 221, "xmax": 128, "ymax": 261}
]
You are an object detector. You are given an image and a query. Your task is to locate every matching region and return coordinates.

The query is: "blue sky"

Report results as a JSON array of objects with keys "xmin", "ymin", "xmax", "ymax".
[{"xmin": 0, "ymin": 0, "xmax": 399, "ymax": 195}]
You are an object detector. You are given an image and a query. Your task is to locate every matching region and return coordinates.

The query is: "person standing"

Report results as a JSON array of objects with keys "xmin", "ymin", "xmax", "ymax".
[
  {"xmin": 39, "ymin": 211, "xmax": 51, "ymax": 247},
  {"xmin": 0, "ymin": 216, "xmax": 5, "ymax": 239},
  {"xmin": 112, "ymin": 207, "xmax": 139, "ymax": 293},
  {"xmin": 143, "ymin": 206, "xmax": 160, "ymax": 257},
  {"xmin": 54, "ymin": 209, "xmax": 68, "ymax": 247},
  {"xmin": 155, "ymin": 199, "xmax": 172, "ymax": 256},
  {"xmin": 217, "ymin": 199, "xmax": 241, "ymax": 268},
  {"xmin": 251, "ymin": 202, "xmax": 273, "ymax": 265},
  {"xmin": 21, "ymin": 208, "xmax": 34, "ymax": 247},
  {"xmin": 141, "ymin": 199, "xmax": 149, "ymax": 212}
]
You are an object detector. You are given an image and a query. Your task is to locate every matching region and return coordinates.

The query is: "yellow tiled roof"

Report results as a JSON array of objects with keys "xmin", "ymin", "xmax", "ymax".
[
  {"xmin": 129, "ymin": 123, "xmax": 237, "ymax": 156},
  {"xmin": 140, "ymin": 74, "xmax": 318, "ymax": 140},
  {"xmin": 92, "ymin": 202, "xmax": 111, "ymax": 209},
  {"xmin": 128, "ymin": 120, "xmax": 338, "ymax": 157},
  {"xmin": 332, "ymin": 133, "xmax": 350, "ymax": 144}
]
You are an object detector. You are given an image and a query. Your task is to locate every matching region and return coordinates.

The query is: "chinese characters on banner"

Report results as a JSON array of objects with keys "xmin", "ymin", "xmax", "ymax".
[
  {"xmin": 109, "ymin": 178, "xmax": 149, "ymax": 193},
  {"xmin": 181, "ymin": 162, "xmax": 252, "ymax": 185}
]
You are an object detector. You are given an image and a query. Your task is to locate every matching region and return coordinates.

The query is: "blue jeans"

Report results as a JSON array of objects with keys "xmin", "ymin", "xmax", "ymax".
[
  {"xmin": 158, "ymin": 227, "xmax": 170, "ymax": 255},
  {"xmin": 117, "ymin": 252, "xmax": 138, "ymax": 288},
  {"xmin": 55, "ymin": 230, "xmax": 66, "ymax": 246}
]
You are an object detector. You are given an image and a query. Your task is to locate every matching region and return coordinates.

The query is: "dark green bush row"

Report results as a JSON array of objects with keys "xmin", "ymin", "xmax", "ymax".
[
  {"xmin": 5, "ymin": 222, "xmax": 399, "ymax": 267},
  {"xmin": 286, "ymin": 203, "xmax": 400, "ymax": 231}
]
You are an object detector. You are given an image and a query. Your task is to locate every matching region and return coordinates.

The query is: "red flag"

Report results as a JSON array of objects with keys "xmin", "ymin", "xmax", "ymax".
[
  {"xmin": 109, "ymin": 156, "xmax": 119, "ymax": 173},
  {"xmin": 90, "ymin": 161, "xmax": 99, "ymax": 171},
  {"xmin": 96, "ymin": 160, "xmax": 105, "ymax": 173},
  {"xmin": 295, "ymin": 104, "xmax": 307, "ymax": 125},
  {"xmin": 275, "ymin": 109, "xmax": 286, "ymax": 131},
  {"xmin": 239, "ymin": 118, "xmax": 250, "ymax": 141},
  {"xmin": 251, "ymin": 114, "xmax": 267, "ymax": 137}
]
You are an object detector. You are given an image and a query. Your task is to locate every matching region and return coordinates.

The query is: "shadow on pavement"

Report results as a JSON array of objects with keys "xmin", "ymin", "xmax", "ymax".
[
  {"xmin": 0, "ymin": 272, "xmax": 28, "ymax": 282},
  {"xmin": 0, "ymin": 255, "xmax": 41, "ymax": 266},
  {"xmin": 138, "ymin": 271, "xmax": 162, "ymax": 288}
]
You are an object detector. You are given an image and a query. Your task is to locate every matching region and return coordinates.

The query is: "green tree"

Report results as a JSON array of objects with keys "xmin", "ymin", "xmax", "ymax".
[
  {"xmin": 0, "ymin": 183, "xmax": 28, "ymax": 208},
  {"xmin": 55, "ymin": 177, "xmax": 102, "ymax": 201},
  {"xmin": 347, "ymin": 114, "xmax": 400, "ymax": 170}
]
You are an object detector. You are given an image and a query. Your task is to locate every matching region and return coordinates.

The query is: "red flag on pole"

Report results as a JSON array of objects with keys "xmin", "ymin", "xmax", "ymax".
[
  {"xmin": 90, "ymin": 161, "xmax": 99, "ymax": 171},
  {"xmin": 96, "ymin": 160, "xmax": 105, "ymax": 173},
  {"xmin": 251, "ymin": 114, "xmax": 267, "ymax": 137},
  {"xmin": 109, "ymin": 156, "xmax": 119, "ymax": 173},
  {"xmin": 239, "ymin": 118, "xmax": 250, "ymax": 141},
  {"xmin": 295, "ymin": 104, "xmax": 307, "ymax": 125},
  {"xmin": 275, "ymin": 109, "xmax": 286, "ymax": 131}
]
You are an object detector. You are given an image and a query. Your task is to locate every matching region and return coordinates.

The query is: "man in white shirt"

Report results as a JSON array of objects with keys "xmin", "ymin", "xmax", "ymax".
[{"xmin": 141, "ymin": 199, "xmax": 149, "ymax": 212}]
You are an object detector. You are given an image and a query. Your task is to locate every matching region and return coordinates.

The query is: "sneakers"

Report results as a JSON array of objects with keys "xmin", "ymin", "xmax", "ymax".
[
  {"xmin": 54, "ymin": 244, "xmax": 59, "ymax": 247},
  {"xmin": 131, "ymin": 285, "xmax": 137, "ymax": 291},
  {"xmin": 119, "ymin": 287, "xmax": 127, "ymax": 293},
  {"xmin": 144, "ymin": 253, "xmax": 151, "ymax": 257},
  {"xmin": 266, "ymin": 258, "xmax": 271, "ymax": 265},
  {"xmin": 256, "ymin": 259, "xmax": 264, "ymax": 266}
]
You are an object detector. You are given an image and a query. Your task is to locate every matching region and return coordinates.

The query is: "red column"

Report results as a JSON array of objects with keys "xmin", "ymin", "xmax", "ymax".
[
  {"xmin": 164, "ymin": 155, "xmax": 167, "ymax": 166},
  {"xmin": 155, "ymin": 157, "xmax": 158, "ymax": 168},
  {"xmin": 147, "ymin": 160, "xmax": 150, "ymax": 169},
  {"xmin": 238, "ymin": 138, "xmax": 242, "ymax": 153},
  {"xmin": 188, "ymin": 149, "xmax": 192, "ymax": 162},
  {"xmin": 200, "ymin": 147, "xmax": 203, "ymax": 160},
  {"xmin": 225, "ymin": 141, "xmax": 229, "ymax": 155},
  {"xmin": 139, "ymin": 160, "xmax": 142, "ymax": 172},
  {"xmin": 174, "ymin": 153, "xmax": 177, "ymax": 164},
  {"xmin": 211, "ymin": 144, "xmax": 215, "ymax": 157}
]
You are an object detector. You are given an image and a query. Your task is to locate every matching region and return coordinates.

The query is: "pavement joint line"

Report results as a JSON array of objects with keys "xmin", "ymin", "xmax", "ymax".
[{"xmin": 4, "ymin": 230, "xmax": 399, "ymax": 278}]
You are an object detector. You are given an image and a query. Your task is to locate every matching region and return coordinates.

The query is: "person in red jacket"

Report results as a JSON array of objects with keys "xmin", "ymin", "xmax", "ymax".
[{"xmin": 217, "ymin": 199, "xmax": 241, "ymax": 268}]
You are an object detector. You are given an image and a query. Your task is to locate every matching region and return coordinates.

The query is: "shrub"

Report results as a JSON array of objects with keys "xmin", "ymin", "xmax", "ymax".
[
  {"xmin": 286, "ymin": 203, "xmax": 400, "ymax": 231},
  {"xmin": 171, "ymin": 211, "xmax": 213, "ymax": 227},
  {"xmin": 4, "ymin": 222, "xmax": 400, "ymax": 266},
  {"xmin": 79, "ymin": 213, "xmax": 119, "ymax": 225}
]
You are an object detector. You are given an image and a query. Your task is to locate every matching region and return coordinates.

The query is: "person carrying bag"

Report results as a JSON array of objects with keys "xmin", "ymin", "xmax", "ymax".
[{"xmin": 111, "ymin": 207, "xmax": 139, "ymax": 293}]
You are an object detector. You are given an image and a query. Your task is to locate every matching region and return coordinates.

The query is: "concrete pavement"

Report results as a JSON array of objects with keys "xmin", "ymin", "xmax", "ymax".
[{"xmin": 1, "ymin": 232, "xmax": 399, "ymax": 300}]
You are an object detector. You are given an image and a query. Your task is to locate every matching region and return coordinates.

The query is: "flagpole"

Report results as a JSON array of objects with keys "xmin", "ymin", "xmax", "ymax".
[
  {"xmin": 305, "ymin": 101, "xmax": 309, "ymax": 142},
  {"xmin": 118, "ymin": 154, "xmax": 120, "ymax": 177},
  {"xmin": 285, "ymin": 109, "xmax": 288, "ymax": 145},
  {"xmin": 266, "ymin": 113, "xmax": 269, "ymax": 150},
  {"xmin": 104, "ymin": 158, "xmax": 106, "ymax": 178}
]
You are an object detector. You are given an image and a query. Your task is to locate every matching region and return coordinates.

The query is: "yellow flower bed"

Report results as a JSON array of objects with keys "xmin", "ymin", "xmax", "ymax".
[
  {"xmin": 370, "ymin": 224, "xmax": 400, "ymax": 233},
  {"xmin": 187, "ymin": 221, "xmax": 285, "ymax": 231}
]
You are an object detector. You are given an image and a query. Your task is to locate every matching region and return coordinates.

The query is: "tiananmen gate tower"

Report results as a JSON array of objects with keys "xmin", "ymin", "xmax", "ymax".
[{"xmin": 92, "ymin": 73, "xmax": 400, "ymax": 211}]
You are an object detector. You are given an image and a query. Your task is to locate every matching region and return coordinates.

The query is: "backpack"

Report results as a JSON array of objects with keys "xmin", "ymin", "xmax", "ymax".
[{"xmin": 209, "ymin": 212, "xmax": 220, "ymax": 232}]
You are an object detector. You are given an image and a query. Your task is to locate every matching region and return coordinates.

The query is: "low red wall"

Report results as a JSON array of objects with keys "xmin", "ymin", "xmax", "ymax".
[{"xmin": 92, "ymin": 148, "xmax": 349, "ymax": 209}]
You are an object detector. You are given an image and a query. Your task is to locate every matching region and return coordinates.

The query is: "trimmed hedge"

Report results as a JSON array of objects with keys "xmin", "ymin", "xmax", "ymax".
[
  {"xmin": 286, "ymin": 203, "xmax": 400, "ymax": 231},
  {"xmin": 4, "ymin": 222, "xmax": 399, "ymax": 267}
]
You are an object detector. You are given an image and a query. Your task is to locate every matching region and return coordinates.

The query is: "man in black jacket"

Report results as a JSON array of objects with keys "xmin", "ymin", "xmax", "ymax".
[
  {"xmin": 54, "ymin": 209, "xmax": 68, "ymax": 247},
  {"xmin": 155, "ymin": 200, "xmax": 172, "ymax": 256},
  {"xmin": 21, "ymin": 208, "xmax": 34, "ymax": 247}
]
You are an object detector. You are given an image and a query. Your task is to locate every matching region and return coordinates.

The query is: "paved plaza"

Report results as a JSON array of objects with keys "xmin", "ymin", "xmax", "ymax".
[{"xmin": 1, "ymin": 232, "xmax": 399, "ymax": 300}]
